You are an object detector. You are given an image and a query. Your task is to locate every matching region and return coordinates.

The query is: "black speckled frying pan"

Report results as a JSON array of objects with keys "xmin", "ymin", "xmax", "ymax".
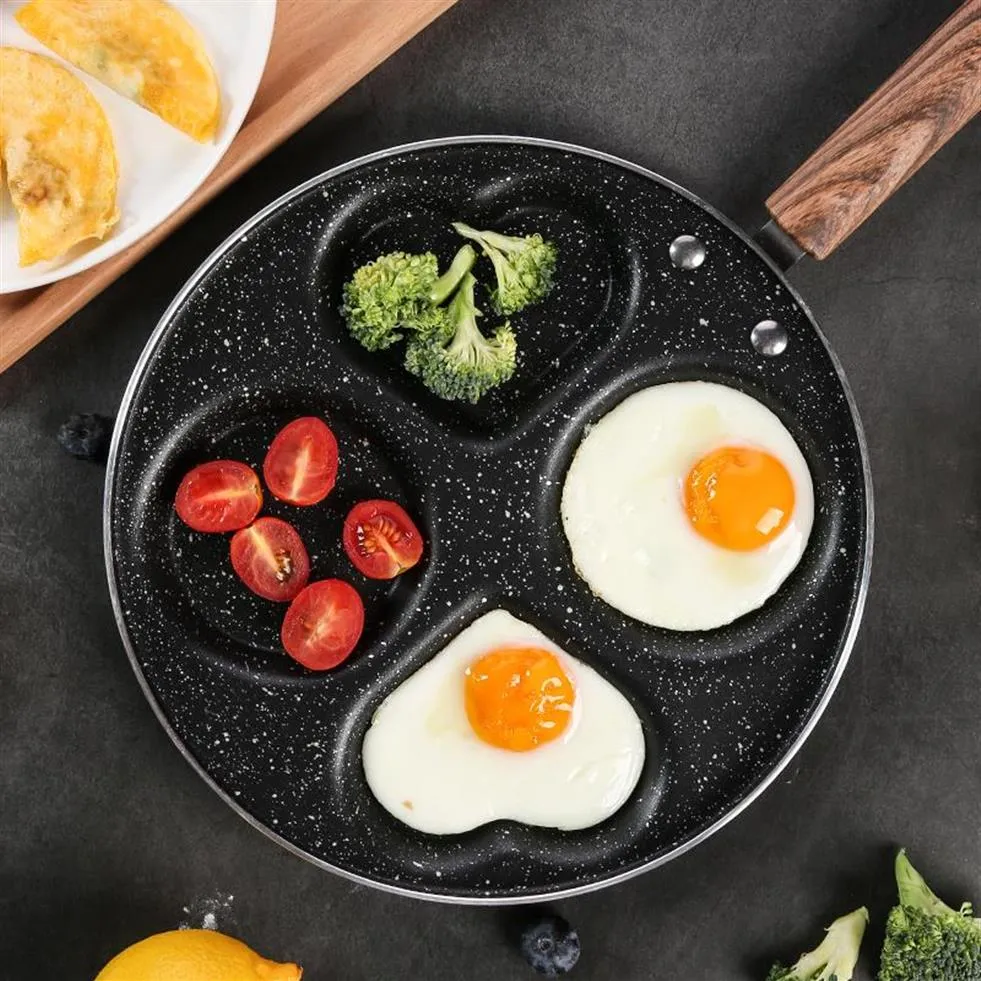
[{"xmin": 104, "ymin": 6, "xmax": 979, "ymax": 902}]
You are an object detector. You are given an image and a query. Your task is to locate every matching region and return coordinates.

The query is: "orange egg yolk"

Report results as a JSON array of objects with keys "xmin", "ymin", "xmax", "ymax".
[
  {"xmin": 464, "ymin": 646, "xmax": 575, "ymax": 752},
  {"xmin": 684, "ymin": 446, "xmax": 795, "ymax": 551}
]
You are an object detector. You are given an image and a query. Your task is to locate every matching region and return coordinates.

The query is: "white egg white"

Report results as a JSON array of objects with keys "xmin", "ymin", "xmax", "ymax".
[
  {"xmin": 362, "ymin": 610, "xmax": 645, "ymax": 834},
  {"xmin": 561, "ymin": 381, "xmax": 814, "ymax": 631}
]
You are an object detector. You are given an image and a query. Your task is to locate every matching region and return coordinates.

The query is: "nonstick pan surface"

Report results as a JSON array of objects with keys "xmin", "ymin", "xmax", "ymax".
[{"xmin": 105, "ymin": 137, "xmax": 872, "ymax": 902}]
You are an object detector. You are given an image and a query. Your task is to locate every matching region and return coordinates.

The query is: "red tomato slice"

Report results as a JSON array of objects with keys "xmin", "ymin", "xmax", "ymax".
[
  {"xmin": 281, "ymin": 579, "xmax": 365, "ymax": 670},
  {"xmin": 263, "ymin": 417, "xmax": 339, "ymax": 506},
  {"xmin": 174, "ymin": 460, "xmax": 262, "ymax": 533},
  {"xmin": 342, "ymin": 499, "xmax": 424, "ymax": 580},
  {"xmin": 230, "ymin": 517, "xmax": 310, "ymax": 602}
]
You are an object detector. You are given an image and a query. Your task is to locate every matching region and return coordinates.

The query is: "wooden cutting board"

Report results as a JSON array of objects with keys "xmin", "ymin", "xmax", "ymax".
[{"xmin": 0, "ymin": 0, "xmax": 458, "ymax": 374}]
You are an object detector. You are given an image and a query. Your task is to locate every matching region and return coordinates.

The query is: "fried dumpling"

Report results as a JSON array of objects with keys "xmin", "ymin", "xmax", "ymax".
[
  {"xmin": 16, "ymin": 0, "xmax": 221, "ymax": 143},
  {"xmin": 0, "ymin": 47, "xmax": 119, "ymax": 265}
]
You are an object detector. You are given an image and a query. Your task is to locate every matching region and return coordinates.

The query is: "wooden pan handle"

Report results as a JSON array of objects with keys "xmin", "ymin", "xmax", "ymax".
[{"xmin": 766, "ymin": 0, "xmax": 981, "ymax": 260}]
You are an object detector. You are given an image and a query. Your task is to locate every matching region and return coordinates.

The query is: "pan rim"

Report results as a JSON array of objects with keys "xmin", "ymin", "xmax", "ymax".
[{"xmin": 103, "ymin": 134, "xmax": 874, "ymax": 905}]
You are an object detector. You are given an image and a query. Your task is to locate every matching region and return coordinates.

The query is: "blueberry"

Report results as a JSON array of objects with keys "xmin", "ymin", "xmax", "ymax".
[
  {"xmin": 519, "ymin": 914, "xmax": 580, "ymax": 976},
  {"xmin": 57, "ymin": 413, "xmax": 113, "ymax": 462}
]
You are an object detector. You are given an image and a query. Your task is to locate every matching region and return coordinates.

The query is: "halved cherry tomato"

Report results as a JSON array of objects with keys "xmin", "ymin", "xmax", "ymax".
[
  {"xmin": 281, "ymin": 579, "xmax": 365, "ymax": 670},
  {"xmin": 342, "ymin": 499, "xmax": 424, "ymax": 580},
  {"xmin": 174, "ymin": 460, "xmax": 262, "ymax": 533},
  {"xmin": 230, "ymin": 517, "xmax": 310, "ymax": 602},
  {"xmin": 263, "ymin": 417, "xmax": 339, "ymax": 506}
]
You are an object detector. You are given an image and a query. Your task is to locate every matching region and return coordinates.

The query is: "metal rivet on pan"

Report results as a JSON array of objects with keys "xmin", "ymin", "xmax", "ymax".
[
  {"xmin": 751, "ymin": 319, "xmax": 788, "ymax": 356},
  {"xmin": 668, "ymin": 235, "xmax": 706, "ymax": 269}
]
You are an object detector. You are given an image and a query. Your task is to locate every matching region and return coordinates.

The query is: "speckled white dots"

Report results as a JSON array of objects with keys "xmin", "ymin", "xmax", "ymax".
[{"xmin": 107, "ymin": 140, "xmax": 869, "ymax": 903}]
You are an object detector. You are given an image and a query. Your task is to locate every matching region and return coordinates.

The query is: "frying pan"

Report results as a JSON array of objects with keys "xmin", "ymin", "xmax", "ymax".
[{"xmin": 104, "ymin": 3, "xmax": 980, "ymax": 902}]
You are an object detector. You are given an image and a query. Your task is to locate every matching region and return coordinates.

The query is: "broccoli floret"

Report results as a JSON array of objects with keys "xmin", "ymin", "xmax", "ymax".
[
  {"xmin": 767, "ymin": 908, "xmax": 868, "ymax": 981},
  {"xmin": 404, "ymin": 271, "xmax": 516, "ymax": 403},
  {"xmin": 451, "ymin": 221, "xmax": 557, "ymax": 315},
  {"xmin": 879, "ymin": 850, "xmax": 981, "ymax": 981},
  {"xmin": 341, "ymin": 245, "xmax": 475, "ymax": 351}
]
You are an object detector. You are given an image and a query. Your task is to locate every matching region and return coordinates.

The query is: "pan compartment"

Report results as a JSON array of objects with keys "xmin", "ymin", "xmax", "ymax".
[
  {"xmin": 531, "ymin": 352, "xmax": 855, "ymax": 662},
  {"xmin": 127, "ymin": 386, "xmax": 436, "ymax": 686},
  {"xmin": 304, "ymin": 593, "xmax": 670, "ymax": 894},
  {"xmin": 305, "ymin": 168, "xmax": 644, "ymax": 445}
]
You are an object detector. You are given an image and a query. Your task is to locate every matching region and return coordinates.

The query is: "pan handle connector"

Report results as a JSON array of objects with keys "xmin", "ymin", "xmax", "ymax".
[{"xmin": 764, "ymin": 0, "xmax": 980, "ymax": 262}]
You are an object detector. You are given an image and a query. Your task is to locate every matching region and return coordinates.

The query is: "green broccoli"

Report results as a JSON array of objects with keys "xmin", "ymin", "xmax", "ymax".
[
  {"xmin": 341, "ymin": 245, "xmax": 476, "ymax": 351},
  {"xmin": 767, "ymin": 907, "xmax": 868, "ymax": 981},
  {"xmin": 451, "ymin": 221, "xmax": 557, "ymax": 315},
  {"xmin": 879, "ymin": 850, "xmax": 981, "ymax": 980},
  {"xmin": 404, "ymin": 271, "xmax": 516, "ymax": 403}
]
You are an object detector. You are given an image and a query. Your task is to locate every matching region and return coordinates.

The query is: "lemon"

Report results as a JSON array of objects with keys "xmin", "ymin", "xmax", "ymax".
[{"xmin": 95, "ymin": 929, "xmax": 302, "ymax": 981}]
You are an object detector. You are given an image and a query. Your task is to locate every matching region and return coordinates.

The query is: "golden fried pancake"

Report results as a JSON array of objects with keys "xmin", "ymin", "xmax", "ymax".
[
  {"xmin": 16, "ymin": 0, "xmax": 221, "ymax": 143},
  {"xmin": 0, "ymin": 47, "xmax": 119, "ymax": 265}
]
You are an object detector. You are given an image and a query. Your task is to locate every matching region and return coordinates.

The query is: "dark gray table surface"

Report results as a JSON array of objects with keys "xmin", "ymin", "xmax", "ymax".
[{"xmin": 2, "ymin": 0, "xmax": 978, "ymax": 978}]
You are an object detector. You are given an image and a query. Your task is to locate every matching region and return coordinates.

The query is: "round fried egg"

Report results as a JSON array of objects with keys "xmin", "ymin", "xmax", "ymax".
[
  {"xmin": 362, "ymin": 609, "xmax": 645, "ymax": 834},
  {"xmin": 561, "ymin": 381, "xmax": 814, "ymax": 631}
]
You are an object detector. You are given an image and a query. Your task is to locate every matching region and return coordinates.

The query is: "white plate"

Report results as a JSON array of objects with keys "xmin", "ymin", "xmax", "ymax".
[{"xmin": 0, "ymin": 0, "xmax": 276, "ymax": 293}]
